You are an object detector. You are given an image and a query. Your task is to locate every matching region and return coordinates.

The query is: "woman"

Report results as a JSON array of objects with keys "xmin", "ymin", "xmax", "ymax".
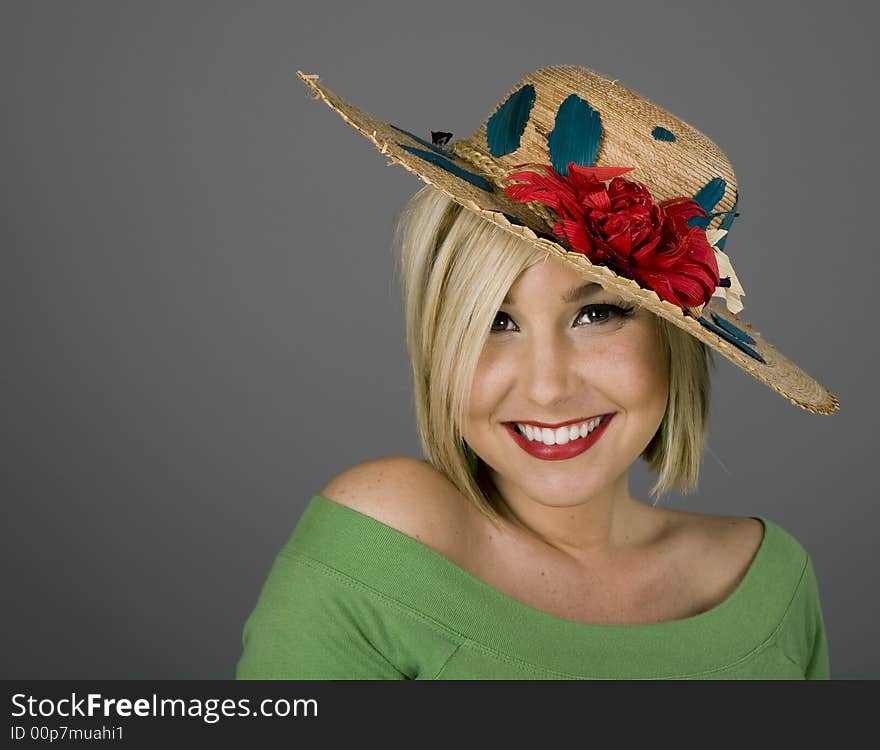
[{"xmin": 236, "ymin": 66, "xmax": 837, "ymax": 679}]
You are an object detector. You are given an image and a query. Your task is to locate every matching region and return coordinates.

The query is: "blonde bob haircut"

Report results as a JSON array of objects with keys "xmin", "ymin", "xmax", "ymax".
[{"xmin": 392, "ymin": 185, "xmax": 716, "ymax": 533}]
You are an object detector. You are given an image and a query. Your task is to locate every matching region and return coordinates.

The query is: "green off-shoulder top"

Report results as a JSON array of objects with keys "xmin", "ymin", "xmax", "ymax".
[{"xmin": 236, "ymin": 495, "xmax": 830, "ymax": 680}]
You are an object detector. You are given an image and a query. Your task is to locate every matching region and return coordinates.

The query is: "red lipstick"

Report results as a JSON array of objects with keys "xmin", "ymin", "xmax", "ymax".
[{"xmin": 505, "ymin": 414, "xmax": 614, "ymax": 461}]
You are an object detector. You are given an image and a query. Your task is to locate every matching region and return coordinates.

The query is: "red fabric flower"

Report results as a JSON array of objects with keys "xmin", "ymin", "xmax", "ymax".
[{"xmin": 503, "ymin": 162, "xmax": 720, "ymax": 311}]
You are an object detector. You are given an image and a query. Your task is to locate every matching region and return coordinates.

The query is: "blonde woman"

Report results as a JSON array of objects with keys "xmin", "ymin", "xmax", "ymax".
[{"xmin": 236, "ymin": 67, "xmax": 837, "ymax": 680}]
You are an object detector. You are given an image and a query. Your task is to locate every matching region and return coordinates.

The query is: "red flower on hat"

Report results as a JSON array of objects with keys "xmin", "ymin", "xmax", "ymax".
[{"xmin": 503, "ymin": 162, "xmax": 721, "ymax": 311}]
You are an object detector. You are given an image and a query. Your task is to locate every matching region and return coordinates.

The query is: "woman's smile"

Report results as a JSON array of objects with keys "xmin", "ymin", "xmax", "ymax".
[{"xmin": 504, "ymin": 413, "xmax": 615, "ymax": 461}]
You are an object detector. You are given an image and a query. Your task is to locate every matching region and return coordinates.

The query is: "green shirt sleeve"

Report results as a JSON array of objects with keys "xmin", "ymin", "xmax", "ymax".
[
  {"xmin": 803, "ymin": 556, "xmax": 831, "ymax": 680},
  {"xmin": 235, "ymin": 551, "xmax": 408, "ymax": 680},
  {"xmin": 774, "ymin": 551, "xmax": 831, "ymax": 680}
]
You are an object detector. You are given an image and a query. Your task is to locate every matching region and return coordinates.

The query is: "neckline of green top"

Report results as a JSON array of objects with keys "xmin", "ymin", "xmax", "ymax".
[{"xmin": 288, "ymin": 495, "xmax": 801, "ymax": 678}]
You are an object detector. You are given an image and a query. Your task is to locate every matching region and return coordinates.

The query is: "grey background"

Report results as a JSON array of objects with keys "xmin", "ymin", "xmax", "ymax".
[{"xmin": 3, "ymin": 0, "xmax": 876, "ymax": 679}]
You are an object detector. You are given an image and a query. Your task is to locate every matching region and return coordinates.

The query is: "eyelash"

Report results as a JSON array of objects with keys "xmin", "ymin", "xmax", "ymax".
[{"xmin": 490, "ymin": 303, "xmax": 637, "ymax": 333}]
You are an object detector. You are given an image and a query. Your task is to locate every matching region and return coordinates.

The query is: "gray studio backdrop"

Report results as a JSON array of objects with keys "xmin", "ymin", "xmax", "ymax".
[{"xmin": 3, "ymin": 0, "xmax": 876, "ymax": 679}]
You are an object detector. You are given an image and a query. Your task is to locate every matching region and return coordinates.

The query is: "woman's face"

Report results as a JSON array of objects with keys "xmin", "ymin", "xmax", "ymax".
[{"xmin": 462, "ymin": 256, "xmax": 670, "ymax": 511}]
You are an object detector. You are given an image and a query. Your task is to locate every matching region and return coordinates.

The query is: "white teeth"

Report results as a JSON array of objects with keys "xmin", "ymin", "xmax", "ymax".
[{"xmin": 515, "ymin": 417, "xmax": 605, "ymax": 444}]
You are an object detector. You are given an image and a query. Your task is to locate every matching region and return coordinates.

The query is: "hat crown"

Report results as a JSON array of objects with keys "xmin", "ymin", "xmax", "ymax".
[{"xmin": 461, "ymin": 65, "xmax": 738, "ymax": 236}]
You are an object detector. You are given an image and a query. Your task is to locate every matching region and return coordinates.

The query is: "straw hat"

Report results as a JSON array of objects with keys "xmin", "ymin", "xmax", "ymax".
[{"xmin": 296, "ymin": 66, "xmax": 839, "ymax": 416}]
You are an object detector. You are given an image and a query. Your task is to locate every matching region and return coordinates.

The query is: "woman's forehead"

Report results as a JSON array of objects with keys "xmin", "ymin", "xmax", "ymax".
[
  {"xmin": 503, "ymin": 281, "xmax": 604, "ymax": 306},
  {"xmin": 504, "ymin": 260, "xmax": 613, "ymax": 306}
]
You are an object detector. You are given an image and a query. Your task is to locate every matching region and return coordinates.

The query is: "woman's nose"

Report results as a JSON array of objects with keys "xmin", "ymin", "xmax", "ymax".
[{"xmin": 521, "ymin": 333, "xmax": 578, "ymax": 407}]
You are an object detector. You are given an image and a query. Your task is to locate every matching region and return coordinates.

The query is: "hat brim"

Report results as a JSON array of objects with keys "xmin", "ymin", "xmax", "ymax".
[{"xmin": 297, "ymin": 71, "xmax": 839, "ymax": 416}]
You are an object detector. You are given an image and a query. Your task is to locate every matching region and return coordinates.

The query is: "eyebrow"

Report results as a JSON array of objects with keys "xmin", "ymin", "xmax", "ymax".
[{"xmin": 503, "ymin": 282, "xmax": 603, "ymax": 306}]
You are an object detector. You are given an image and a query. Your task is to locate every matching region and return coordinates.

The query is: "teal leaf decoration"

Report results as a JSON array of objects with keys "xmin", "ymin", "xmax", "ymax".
[
  {"xmin": 694, "ymin": 177, "xmax": 726, "ymax": 212},
  {"xmin": 698, "ymin": 316, "xmax": 765, "ymax": 363},
  {"xmin": 652, "ymin": 126, "xmax": 676, "ymax": 141},
  {"xmin": 547, "ymin": 94, "xmax": 602, "ymax": 176},
  {"xmin": 487, "ymin": 84, "xmax": 536, "ymax": 157},
  {"xmin": 398, "ymin": 145, "xmax": 492, "ymax": 191},
  {"xmin": 710, "ymin": 312, "xmax": 756, "ymax": 344},
  {"xmin": 688, "ymin": 177, "xmax": 727, "ymax": 229},
  {"xmin": 715, "ymin": 190, "xmax": 739, "ymax": 251}
]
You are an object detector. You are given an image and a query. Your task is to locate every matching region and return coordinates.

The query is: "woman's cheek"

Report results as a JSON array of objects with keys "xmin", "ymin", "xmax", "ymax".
[
  {"xmin": 615, "ymin": 329, "xmax": 669, "ymax": 405},
  {"xmin": 469, "ymin": 352, "xmax": 514, "ymax": 415}
]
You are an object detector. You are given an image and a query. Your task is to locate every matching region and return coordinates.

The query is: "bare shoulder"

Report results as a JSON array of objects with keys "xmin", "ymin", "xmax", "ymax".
[
  {"xmin": 704, "ymin": 513, "xmax": 766, "ymax": 561},
  {"xmin": 318, "ymin": 456, "xmax": 474, "ymax": 555},
  {"xmin": 664, "ymin": 509, "xmax": 766, "ymax": 602}
]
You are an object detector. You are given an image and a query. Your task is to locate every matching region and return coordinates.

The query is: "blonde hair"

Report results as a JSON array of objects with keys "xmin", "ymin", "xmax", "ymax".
[{"xmin": 392, "ymin": 185, "xmax": 715, "ymax": 532}]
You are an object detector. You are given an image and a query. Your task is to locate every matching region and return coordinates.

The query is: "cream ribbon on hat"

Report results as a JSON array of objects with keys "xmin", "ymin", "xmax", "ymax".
[{"xmin": 706, "ymin": 228, "xmax": 744, "ymax": 315}]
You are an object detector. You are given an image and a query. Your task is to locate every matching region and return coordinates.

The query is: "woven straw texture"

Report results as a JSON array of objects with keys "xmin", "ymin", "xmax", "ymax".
[{"xmin": 296, "ymin": 67, "xmax": 839, "ymax": 415}]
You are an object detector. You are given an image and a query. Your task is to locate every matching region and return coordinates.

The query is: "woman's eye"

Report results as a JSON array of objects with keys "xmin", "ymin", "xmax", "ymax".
[
  {"xmin": 490, "ymin": 311, "xmax": 516, "ymax": 333},
  {"xmin": 576, "ymin": 304, "xmax": 633, "ymax": 325}
]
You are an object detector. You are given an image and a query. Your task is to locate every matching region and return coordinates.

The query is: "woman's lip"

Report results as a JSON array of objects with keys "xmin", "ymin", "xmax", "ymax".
[
  {"xmin": 505, "ymin": 413, "xmax": 613, "ymax": 461},
  {"xmin": 504, "ymin": 414, "xmax": 611, "ymax": 429}
]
